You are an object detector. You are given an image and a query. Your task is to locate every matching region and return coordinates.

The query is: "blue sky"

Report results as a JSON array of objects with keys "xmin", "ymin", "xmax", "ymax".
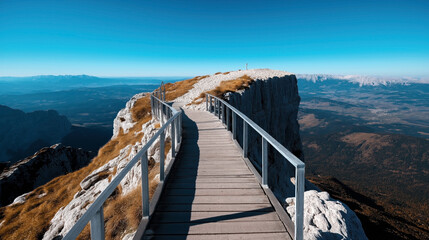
[{"xmin": 1, "ymin": 0, "xmax": 428, "ymax": 77}]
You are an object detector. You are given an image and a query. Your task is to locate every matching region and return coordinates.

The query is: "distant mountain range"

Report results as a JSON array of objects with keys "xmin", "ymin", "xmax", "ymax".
[
  {"xmin": 297, "ymin": 74, "xmax": 429, "ymax": 86},
  {"xmin": 0, "ymin": 75, "xmax": 188, "ymax": 95}
]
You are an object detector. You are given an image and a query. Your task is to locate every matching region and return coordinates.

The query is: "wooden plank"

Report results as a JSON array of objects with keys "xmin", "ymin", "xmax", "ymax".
[
  {"xmin": 151, "ymin": 211, "xmax": 280, "ymax": 223},
  {"xmin": 175, "ymin": 164, "xmax": 246, "ymax": 170},
  {"xmin": 164, "ymin": 188, "xmax": 264, "ymax": 196},
  {"xmin": 146, "ymin": 221, "xmax": 286, "ymax": 235},
  {"xmin": 169, "ymin": 174, "xmax": 255, "ymax": 180},
  {"xmin": 143, "ymin": 232, "xmax": 292, "ymax": 240},
  {"xmin": 172, "ymin": 169, "xmax": 251, "ymax": 175},
  {"xmin": 177, "ymin": 158, "xmax": 243, "ymax": 162},
  {"xmin": 169, "ymin": 177, "xmax": 256, "ymax": 183},
  {"xmin": 160, "ymin": 195, "xmax": 270, "ymax": 204},
  {"xmin": 166, "ymin": 183, "xmax": 260, "ymax": 189},
  {"xmin": 156, "ymin": 203, "xmax": 274, "ymax": 212}
]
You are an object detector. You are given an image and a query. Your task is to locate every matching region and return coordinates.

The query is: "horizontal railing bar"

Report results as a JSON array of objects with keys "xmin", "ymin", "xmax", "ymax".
[
  {"xmin": 63, "ymin": 94, "xmax": 180, "ymax": 240},
  {"xmin": 152, "ymin": 95, "xmax": 179, "ymax": 114},
  {"xmin": 206, "ymin": 94, "xmax": 304, "ymax": 168}
]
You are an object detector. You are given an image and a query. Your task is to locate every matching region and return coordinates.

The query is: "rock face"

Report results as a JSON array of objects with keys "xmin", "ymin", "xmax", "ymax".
[
  {"xmin": 227, "ymin": 75, "xmax": 303, "ymax": 200},
  {"xmin": 287, "ymin": 190, "xmax": 367, "ymax": 240},
  {"xmin": 0, "ymin": 144, "xmax": 93, "ymax": 206},
  {"xmin": 0, "ymin": 105, "xmax": 71, "ymax": 164}
]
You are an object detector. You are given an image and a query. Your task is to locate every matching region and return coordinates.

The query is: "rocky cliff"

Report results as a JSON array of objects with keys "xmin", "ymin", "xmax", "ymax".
[
  {"xmin": 0, "ymin": 144, "xmax": 93, "ymax": 206},
  {"xmin": 0, "ymin": 105, "xmax": 71, "ymax": 164}
]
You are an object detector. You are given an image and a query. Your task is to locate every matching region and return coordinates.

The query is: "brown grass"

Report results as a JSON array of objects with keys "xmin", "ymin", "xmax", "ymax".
[
  {"xmin": 190, "ymin": 74, "xmax": 254, "ymax": 105},
  {"xmin": 162, "ymin": 75, "xmax": 208, "ymax": 101}
]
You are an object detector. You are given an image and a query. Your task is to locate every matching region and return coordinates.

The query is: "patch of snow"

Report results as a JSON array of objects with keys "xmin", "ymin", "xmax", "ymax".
[
  {"xmin": 174, "ymin": 69, "xmax": 292, "ymax": 110},
  {"xmin": 286, "ymin": 190, "xmax": 367, "ymax": 240}
]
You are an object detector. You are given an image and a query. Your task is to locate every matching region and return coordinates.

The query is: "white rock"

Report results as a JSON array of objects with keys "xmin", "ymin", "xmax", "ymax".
[
  {"xmin": 287, "ymin": 190, "xmax": 367, "ymax": 240},
  {"xmin": 113, "ymin": 92, "xmax": 147, "ymax": 138},
  {"xmin": 12, "ymin": 192, "xmax": 28, "ymax": 205}
]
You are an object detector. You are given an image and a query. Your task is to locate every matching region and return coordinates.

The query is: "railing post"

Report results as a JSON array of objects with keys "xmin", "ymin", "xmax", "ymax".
[
  {"xmin": 174, "ymin": 117, "xmax": 179, "ymax": 147},
  {"xmin": 90, "ymin": 207, "xmax": 105, "ymax": 240},
  {"xmin": 218, "ymin": 101, "xmax": 221, "ymax": 119},
  {"xmin": 295, "ymin": 166, "xmax": 305, "ymax": 240},
  {"xmin": 163, "ymin": 85, "xmax": 166, "ymax": 101},
  {"xmin": 205, "ymin": 95, "xmax": 208, "ymax": 111},
  {"xmin": 141, "ymin": 151, "xmax": 149, "ymax": 219},
  {"xmin": 243, "ymin": 121, "xmax": 248, "ymax": 158},
  {"xmin": 171, "ymin": 118, "xmax": 176, "ymax": 158},
  {"xmin": 213, "ymin": 98, "xmax": 215, "ymax": 114},
  {"xmin": 160, "ymin": 131, "xmax": 165, "ymax": 182},
  {"xmin": 222, "ymin": 103, "xmax": 226, "ymax": 124},
  {"xmin": 232, "ymin": 112, "xmax": 236, "ymax": 140},
  {"xmin": 226, "ymin": 107, "xmax": 230, "ymax": 131},
  {"xmin": 177, "ymin": 113, "xmax": 182, "ymax": 143},
  {"xmin": 161, "ymin": 104, "xmax": 165, "ymax": 125},
  {"xmin": 209, "ymin": 96, "xmax": 213, "ymax": 112},
  {"xmin": 262, "ymin": 138, "xmax": 268, "ymax": 187}
]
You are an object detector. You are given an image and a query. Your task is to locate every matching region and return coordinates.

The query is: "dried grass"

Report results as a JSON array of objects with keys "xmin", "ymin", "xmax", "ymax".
[
  {"xmin": 190, "ymin": 75, "xmax": 254, "ymax": 105},
  {"xmin": 163, "ymin": 75, "xmax": 208, "ymax": 101}
]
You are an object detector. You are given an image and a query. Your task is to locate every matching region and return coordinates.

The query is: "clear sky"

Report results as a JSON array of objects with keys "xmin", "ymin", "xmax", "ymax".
[{"xmin": 1, "ymin": 0, "xmax": 428, "ymax": 77}]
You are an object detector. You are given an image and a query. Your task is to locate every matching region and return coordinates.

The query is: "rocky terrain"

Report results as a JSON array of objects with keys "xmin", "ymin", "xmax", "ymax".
[
  {"xmin": 0, "ymin": 105, "xmax": 71, "ymax": 164},
  {"xmin": 0, "ymin": 144, "xmax": 93, "ymax": 206},
  {"xmin": 0, "ymin": 69, "xmax": 367, "ymax": 240}
]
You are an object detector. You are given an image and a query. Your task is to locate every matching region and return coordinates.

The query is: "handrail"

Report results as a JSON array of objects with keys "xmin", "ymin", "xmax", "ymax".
[
  {"xmin": 63, "ymin": 84, "xmax": 182, "ymax": 240},
  {"xmin": 205, "ymin": 93, "xmax": 305, "ymax": 240}
]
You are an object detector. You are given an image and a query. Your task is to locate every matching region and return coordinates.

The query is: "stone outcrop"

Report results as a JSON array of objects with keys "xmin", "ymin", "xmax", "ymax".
[
  {"xmin": 0, "ymin": 144, "xmax": 93, "ymax": 206},
  {"xmin": 287, "ymin": 190, "xmax": 367, "ymax": 240}
]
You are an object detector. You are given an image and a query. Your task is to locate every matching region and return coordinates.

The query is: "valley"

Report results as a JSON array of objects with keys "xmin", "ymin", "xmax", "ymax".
[{"xmin": 298, "ymin": 77, "xmax": 429, "ymax": 239}]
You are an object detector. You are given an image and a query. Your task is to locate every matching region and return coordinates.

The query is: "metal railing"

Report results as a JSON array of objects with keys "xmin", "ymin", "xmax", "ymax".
[
  {"xmin": 206, "ymin": 93, "xmax": 305, "ymax": 240},
  {"xmin": 63, "ymin": 84, "xmax": 182, "ymax": 240}
]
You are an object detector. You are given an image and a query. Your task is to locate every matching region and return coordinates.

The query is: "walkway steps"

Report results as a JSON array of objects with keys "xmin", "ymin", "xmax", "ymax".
[{"xmin": 142, "ymin": 109, "xmax": 292, "ymax": 240}]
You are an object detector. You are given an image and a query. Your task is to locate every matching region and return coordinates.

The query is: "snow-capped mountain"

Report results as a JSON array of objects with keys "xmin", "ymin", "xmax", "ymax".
[{"xmin": 297, "ymin": 74, "xmax": 429, "ymax": 86}]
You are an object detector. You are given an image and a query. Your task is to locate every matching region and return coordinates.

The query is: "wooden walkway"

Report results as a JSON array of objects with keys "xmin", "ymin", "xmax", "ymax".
[{"xmin": 143, "ymin": 110, "xmax": 291, "ymax": 240}]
